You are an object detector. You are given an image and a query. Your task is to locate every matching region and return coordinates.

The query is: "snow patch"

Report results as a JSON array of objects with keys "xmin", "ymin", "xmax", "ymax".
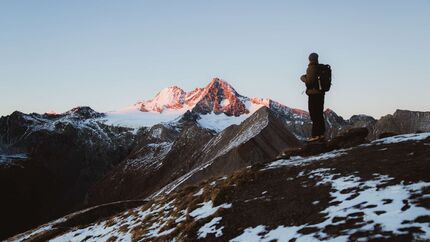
[
  {"xmin": 189, "ymin": 201, "xmax": 232, "ymax": 220},
  {"xmin": 102, "ymin": 109, "xmax": 183, "ymax": 131},
  {"xmin": 230, "ymin": 225, "xmax": 266, "ymax": 242},
  {"xmin": 197, "ymin": 112, "xmax": 249, "ymax": 133},
  {"xmin": 266, "ymin": 149, "xmax": 348, "ymax": 169},
  {"xmin": 372, "ymin": 132, "xmax": 430, "ymax": 145},
  {"xmin": 0, "ymin": 153, "xmax": 28, "ymax": 166},
  {"xmin": 198, "ymin": 217, "xmax": 224, "ymax": 238},
  {"xmin": 193, "ymin": 188, "xmax": 204, "ymax": 197}
]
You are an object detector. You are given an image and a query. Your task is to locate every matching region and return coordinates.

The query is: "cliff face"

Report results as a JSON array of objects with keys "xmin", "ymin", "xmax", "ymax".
[{"xmin": 372, "ymin": 110, "xmax": 430, "ymax": 139}]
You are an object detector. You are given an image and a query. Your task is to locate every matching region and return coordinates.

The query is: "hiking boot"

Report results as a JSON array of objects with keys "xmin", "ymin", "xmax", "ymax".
[
  {"xmin": 307, "ymin": 136, "xmax": 321, "ymax": 142},
  {"xmin": 317, "ymin": 135, "xmax": 325, "ymax": 141}
]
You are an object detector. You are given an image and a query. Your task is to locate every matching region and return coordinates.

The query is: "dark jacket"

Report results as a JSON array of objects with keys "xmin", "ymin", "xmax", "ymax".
[{"xmin": 300, "ymin": 61, "xmax": 323, "ymax": 95}]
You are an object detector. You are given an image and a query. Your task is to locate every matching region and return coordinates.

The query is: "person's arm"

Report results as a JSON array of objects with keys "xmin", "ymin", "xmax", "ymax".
[{"xmin": 300, "ymin": 74, "xmax": 307, "ymax": 83}]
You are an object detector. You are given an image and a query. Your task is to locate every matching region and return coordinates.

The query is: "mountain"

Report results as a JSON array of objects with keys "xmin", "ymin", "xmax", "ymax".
[
  {"xmin": 133, "ymin": 78, "xmax": 253, "ymax": 116},
  {"xmin": 372, "ymin": 109, "xmax": 430, "ymax": 139},
  {"xmin": 8, "ymin": 132, "xmax": 430, "ymax": 241},
  {"xmin": 87, "ymin": 107, "xmax": 301, "ymax": 206},
  {"xmin": 2, "ymin": 78, "xmax": 430, "ymax": 240},
  {"xmin": 103, "ymin": 78, "xmax": 311, "ymax": 137},
  {"xmin": 0, "ymin": 107, "xmax": 134, "ymax": 239}
]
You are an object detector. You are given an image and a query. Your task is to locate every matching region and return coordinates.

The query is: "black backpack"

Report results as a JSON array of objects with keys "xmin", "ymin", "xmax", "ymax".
[{"xmin": 318, "ymin": 64, "xmax": 332, "ymax": 92}]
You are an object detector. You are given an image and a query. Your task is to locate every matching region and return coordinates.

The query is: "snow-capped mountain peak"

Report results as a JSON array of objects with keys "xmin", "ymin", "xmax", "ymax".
[
  {"xmin": 192, "ymin": 78, "xmax": 248, "ymax": 116},
  {"xmin": 136, "ymin": 86, "xmax": 186, "ymax": 113},
  {"xmin": 203, "ymin": 77, "xmax": 241, "ymax": 97},
  {"xmin": 127, "ymin": 77, "xmax": 247, "ymax": 115},
  {"xmin": 104, "ymin": 77, "xmax": 311, "ymax": 132}
]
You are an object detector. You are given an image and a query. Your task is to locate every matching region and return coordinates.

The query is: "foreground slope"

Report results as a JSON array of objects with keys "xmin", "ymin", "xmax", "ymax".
[{"xmin": 9, "ymin": 132, "xmax": 430, "ymax": 241}]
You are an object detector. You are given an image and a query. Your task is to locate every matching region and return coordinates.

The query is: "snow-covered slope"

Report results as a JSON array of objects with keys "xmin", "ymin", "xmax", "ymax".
[{"xmin": 9, "ymin": 132, "xmax": 430, "ymax": 241}]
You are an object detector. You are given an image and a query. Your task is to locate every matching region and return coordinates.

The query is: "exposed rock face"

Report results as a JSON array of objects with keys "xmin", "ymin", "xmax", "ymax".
[
  {"xmin": 348, "ymin": 114, "xmax": 377, "ymax": 127},
  {"xmin": 324, "ymin": 109, "xmax": 348, "ymax": 138},
  {"xmin": 180, "ymin": 106, "xmax": 302, "ymax": 187},
  {"xmin": 192, "ymin": 78, "xmax": 249, "ymax": 116},
  {"xmin": 0, "ymin": 107, "xmax": 134, "ymax": 240},
  {"xmin": 10, "ymin": 132, "xmax": 430, "ymax": 241},
  {"xmin": 88, "ymin": 123, "xmax": 214, "ymax": 205},
  {"xmin": 88, "ymin": 107, "xmax": 301, "ymax": 205},
  {"xmin": 329, "ymin": 110, "xmax": 430, "ymax": 141},
  {"xmin": 134, "ymin": 78, "xmax": 249, "ymax": 116},
  {"xmin": 346, "ymin": 114, "xmax": 377, "ymax": 137},
  {"xmin": 148, "ymin": 107, "xmax": 302, "ymax": 198},
  {"xmin": 372, "ymin": 109, "xmax": 430, "ymax": 139}
]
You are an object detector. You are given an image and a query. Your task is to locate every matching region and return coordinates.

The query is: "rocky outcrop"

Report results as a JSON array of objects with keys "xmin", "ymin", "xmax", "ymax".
[
  {"xmin": 372, "ymin": 109, "xmax": 430, "ymax": 139},
  {"xmin": 278, "ymin": 127, "xmax": 369, "ymax": 160}
]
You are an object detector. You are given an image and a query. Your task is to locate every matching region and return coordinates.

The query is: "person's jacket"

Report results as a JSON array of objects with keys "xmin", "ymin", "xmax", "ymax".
[{"xmin": 300, "ymin": 62, "xmax": 324, "ymax": 95}]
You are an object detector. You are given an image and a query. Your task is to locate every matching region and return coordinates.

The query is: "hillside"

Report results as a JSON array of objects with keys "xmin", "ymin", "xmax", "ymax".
[{"xmin": 8, "ymin": 132, "xmax": 430, "ymax": 241}]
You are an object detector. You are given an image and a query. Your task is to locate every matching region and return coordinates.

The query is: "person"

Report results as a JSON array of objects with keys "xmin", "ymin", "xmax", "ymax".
[{"xmin": 300, "ymin": 53, "xmax": 326, "ymax": 142}]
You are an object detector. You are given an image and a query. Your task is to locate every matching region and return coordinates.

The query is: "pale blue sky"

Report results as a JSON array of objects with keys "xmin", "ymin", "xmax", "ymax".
[{"xmin": 1, "ymin": 0, "xmax": 429, "ymax": 118}]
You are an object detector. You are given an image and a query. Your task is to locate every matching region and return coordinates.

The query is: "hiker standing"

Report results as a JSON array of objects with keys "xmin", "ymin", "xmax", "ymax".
[{"xmin": 300, "ymin": 53, "xmax": 332, "ymax": 142}]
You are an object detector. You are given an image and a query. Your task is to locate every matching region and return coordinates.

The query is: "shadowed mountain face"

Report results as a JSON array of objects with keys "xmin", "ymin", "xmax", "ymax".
[
  {"xmin": 0, "ymin": 107, "xmax": 135, "ymax": 240},
  {"xmin": 88, "ymin": 107, "xmax": 302, "ymax": 206},
  {"xmin": 1, "ymin": 79, "xmax": 430, "ymax": 240},
  {"xmin": 8, "ymin": 132, "xmax": 430, "ymax": 241}
]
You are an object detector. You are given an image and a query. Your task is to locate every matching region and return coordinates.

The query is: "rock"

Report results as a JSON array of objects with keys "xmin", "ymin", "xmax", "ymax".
[
  {"xmin": 328, "ymin": 127, "xmax": 369, "ymax": 149},
  {"xmin": 275, "ymin": 127, "xmax": 369, "ymax": 160},
  {"xmin": 372, "ymin": 110, "xmax": 430, "ymax": 139}
]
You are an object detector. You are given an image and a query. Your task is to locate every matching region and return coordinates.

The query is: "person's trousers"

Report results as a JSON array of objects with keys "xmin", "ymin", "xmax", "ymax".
[{"xmin": 308, "ymin": 94, "xmax": 326, "ymax": 137}]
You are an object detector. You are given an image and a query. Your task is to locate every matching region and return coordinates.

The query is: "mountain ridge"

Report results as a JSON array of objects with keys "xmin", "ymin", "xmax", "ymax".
[{"xmin": 1, "ymin": 78, "xmax": 430, "ymax": 240}]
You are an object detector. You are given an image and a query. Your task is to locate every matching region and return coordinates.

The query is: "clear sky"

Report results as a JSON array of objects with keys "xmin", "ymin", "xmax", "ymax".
[{"xmin": 1, "ymin": 0, "xmax": 429, "ymax": 119}]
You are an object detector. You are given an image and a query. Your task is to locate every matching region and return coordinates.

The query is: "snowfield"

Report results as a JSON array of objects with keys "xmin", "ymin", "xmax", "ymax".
[
  {"xmin": 196, "ymin": 112, "xmax": 249, "ymax": 133},
  {"xmin": 101, "ymin": 108, "xmax": 184, "ymax": 132}
]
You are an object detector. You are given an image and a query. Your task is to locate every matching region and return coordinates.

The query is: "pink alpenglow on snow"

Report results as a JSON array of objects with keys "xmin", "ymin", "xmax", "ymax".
[{"xmin": 102, "ymin": 78, "xmax": 307, "ymax": 131}]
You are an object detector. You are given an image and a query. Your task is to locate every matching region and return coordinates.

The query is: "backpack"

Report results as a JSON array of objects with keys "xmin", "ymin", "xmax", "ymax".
[{"xmin": 318, "ymin": 64, "xmax": 332, "ymax": 92}]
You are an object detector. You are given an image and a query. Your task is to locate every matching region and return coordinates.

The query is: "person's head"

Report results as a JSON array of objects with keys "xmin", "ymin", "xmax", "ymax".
[{"xmin": 308, "ymin": 52, "xmax": 319, "ymax": 63}]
